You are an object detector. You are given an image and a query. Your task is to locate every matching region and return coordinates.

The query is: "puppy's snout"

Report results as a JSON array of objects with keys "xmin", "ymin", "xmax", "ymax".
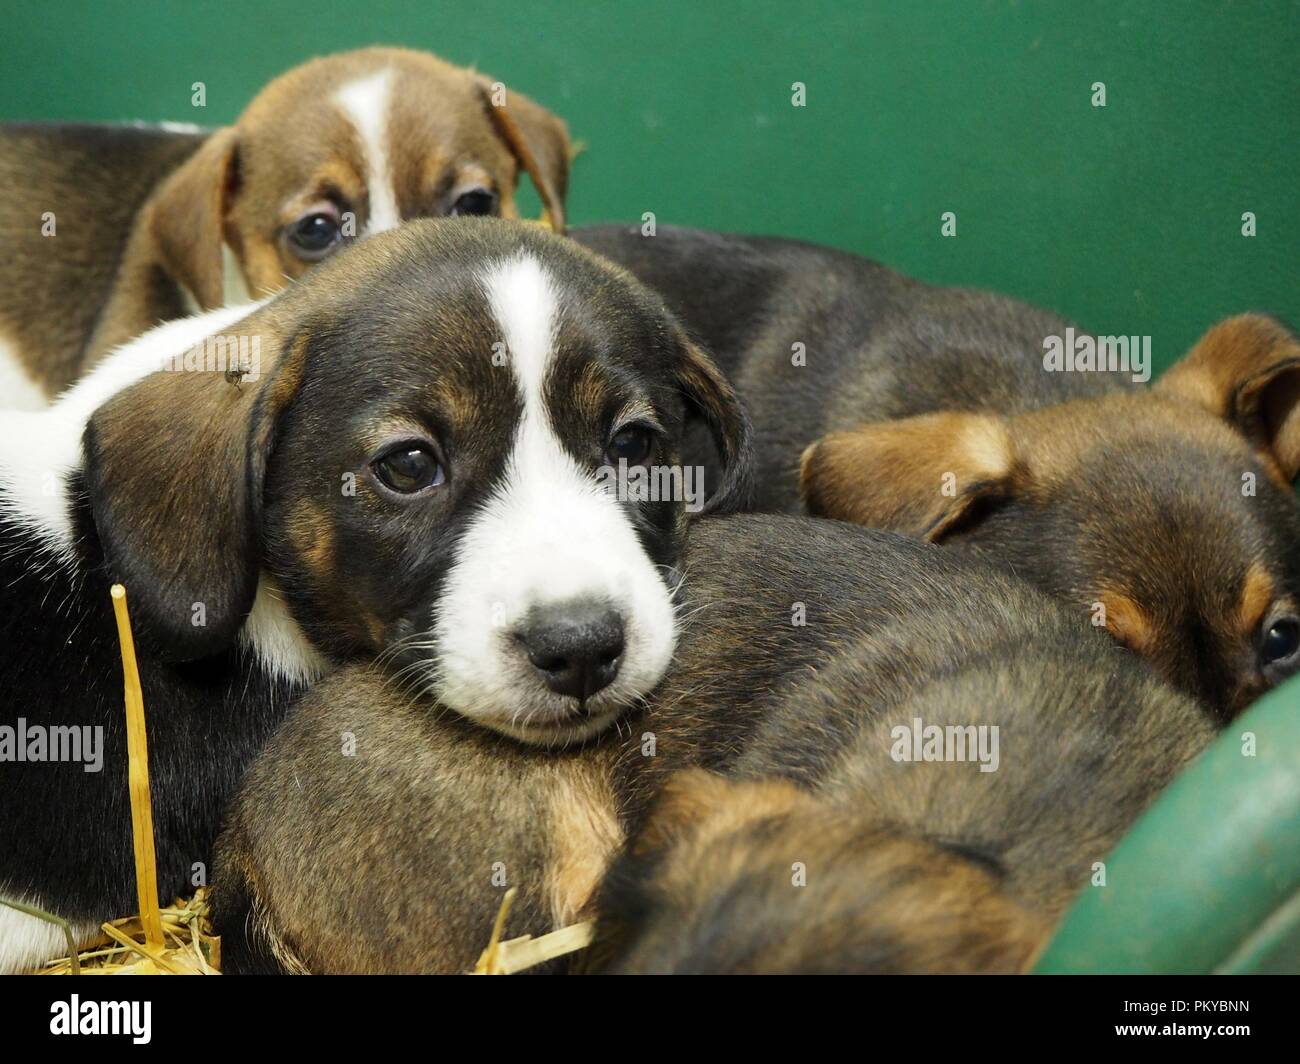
[{"xmin": 518, "ymin": 601, "xmax": 625, "ymax": 704}]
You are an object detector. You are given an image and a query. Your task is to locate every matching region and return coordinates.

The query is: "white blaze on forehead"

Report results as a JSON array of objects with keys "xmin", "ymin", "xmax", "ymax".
[
  {"xmin": 486, "ymin": 254, "xmax": 556, "ymax": 400},
  {"xmin": 334, "ymin": 69, "xmax": 401, "ymax": 236},
  {"xmin": 431, "ymin": 254, "xmax": 677, "ymax": 738},
  {"xmin": 142, "ymin": 119, "xmax": 206, "ymax": 135}
]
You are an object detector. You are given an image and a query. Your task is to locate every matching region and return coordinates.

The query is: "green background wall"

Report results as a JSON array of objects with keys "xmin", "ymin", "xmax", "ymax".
[{"xmin": 1, "ymin": 0, "xmax": 1295, "ymax": 371}]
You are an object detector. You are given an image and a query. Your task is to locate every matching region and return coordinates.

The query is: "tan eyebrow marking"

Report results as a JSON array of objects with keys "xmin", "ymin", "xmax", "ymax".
[
  {"xmin": 275, "ymin": 159, "xmax": 367, "ymax": 227},
  {"xmin": 1098, "ymin": 590, "xmax": 1156, "ymax": 656},
  {"xmin": 1237, "ymin": 563, "xmax": 1276, "ymax": 637},
  {"xmin": 613, "ymin": 397, "xmax": 661, "ymax": 431},
  {"xmin": 569, "ymin": 364, "xmax": 662, "ymax": 433},
  {"xmin": 359, "ymin": 416, "xmax": 431, "ymax": 453},
  {"xmin": 570, "ymin": 361, "xmax": 611, "ymax": 424}
]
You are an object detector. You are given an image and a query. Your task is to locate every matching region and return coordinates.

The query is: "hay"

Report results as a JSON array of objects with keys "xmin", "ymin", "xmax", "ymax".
[
  {"xmin": 110, "ymin": 584, "xmax": 166, "ymax": 952},
  {"xmin": 18, "ymin": 582, "xmax": 593, "ymax": 976},
  {"xmin": 23, "ymin": 584, "xmax": 221, "ymax": 975},
  {"xmin": 473, "ymin": 887, "xmax": 594, "ymax": 975},
  {"xmin": 32, "ymin": 891, "xmax": 219, "ymax": 975}
]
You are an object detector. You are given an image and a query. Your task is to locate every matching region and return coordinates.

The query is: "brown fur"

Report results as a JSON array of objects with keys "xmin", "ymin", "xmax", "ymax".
[
  {"xmin": 80, "ymin": 217, "xmax": 752, "ymax": 665},
  {"xmin": 82, "ymin": 321, "xmax": 313, "ymax": 655},
  {"xmin": 3, "ymin": 218, "xmax": 756, "ymax": 965},
  {"xmin": 214, "ymin": 695, "xmax": 624, "ymax": 973},
  {"xmin": 800, "ymin": 412, "xmax": 1016, "ymax": 540},
  {"xmin": 545, "ymin": 770, "xmax": 625, "ymax": 927},
  {"xmin": 799, "ymin": 316, "xmax": 1300, "ymax": 717},
  {"xmin": 0, "ymin": 47, "xmax": 571, "ymax": 395},
  {"xmin": 572, "ymin": 361, "xmax": 615, "ymax": 427},
  {"xmin": 1097, "ymin": 590, "xmax": 1156, "ymax": 656},
  {"xmin": 573, "ymin": 226, "xmax": 1300, "ymax": 718},
  {"xmin": 0, "ymin": 124, "xmax": 203, "ymax": 394},
  {"xmin": 1158, "ymin": 314, "xmax": 1300, "ymax": 483},
  {"xmin": 596, "ymin": 770, "xmax": 1050, "ymax": 974},
  {"xmin": 1237, "ymin": 564, "xmax": 1276, "ymax": 638},
  {"xmin": 213, "ymin": 515, "xmax": 1214, "ymax": 974}
]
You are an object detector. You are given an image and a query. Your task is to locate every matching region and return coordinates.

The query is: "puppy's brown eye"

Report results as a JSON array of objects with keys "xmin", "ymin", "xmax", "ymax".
[
  {"xmin": 1262, "ymin": 617, "xmax": 1300, "ymax": 665},
  {"xmin": 372, "ymin": 446, "xmax": 446, "ymax": 494},
  {"xmin": 450, "ymin": 189, "xmax": 497, "ymax": 217},
  {"xmin": 288, "ymin": 212, "xmax": 342, "ymax": 260},
  {"xmin": 605, "ymin": 425, "xmax": 655, "ymax": 468}
]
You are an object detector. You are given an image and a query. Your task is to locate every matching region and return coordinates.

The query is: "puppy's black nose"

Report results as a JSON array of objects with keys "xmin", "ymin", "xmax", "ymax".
[{"xmin": 518, "ymin": 601, "xmax": 625, "ymax": 703}]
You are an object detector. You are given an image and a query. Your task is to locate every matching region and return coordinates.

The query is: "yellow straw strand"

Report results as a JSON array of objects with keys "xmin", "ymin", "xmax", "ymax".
[{"xmin": 109, "ymin": 584, "xmax": 165, "ymax": 953}]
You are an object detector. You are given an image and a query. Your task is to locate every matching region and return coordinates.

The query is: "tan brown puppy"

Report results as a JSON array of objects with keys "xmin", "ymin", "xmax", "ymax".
[
  {"xmin": 0, "ymin": 46, "xmax": 570, "ymax": 402},
  {"xmin": 214, "ymin": 696, "xmax": 623, "ymax": 974},
  {"xmin": 574, "ymin": 225, "xmax": 1300, "ymax": 719},
  {"xmin": 797, "ymin": 315, "xmax": 1300, "ymax": 720},
  {"xmin": 212, "ymin": 515, "xmax": 1213, "ymax": 974}
]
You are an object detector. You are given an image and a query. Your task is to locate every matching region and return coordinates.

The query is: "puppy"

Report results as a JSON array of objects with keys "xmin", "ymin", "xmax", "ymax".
[
  {"xmin": 0, "ymin": 46, "xmax": 571, "ymax": 404},
  {"xmin": 212, "ymin": 515, "xmax": 1212, "ymax": 974},
  {"xmin": 574, "ymin": 224, "xmax": 1300, "ymax": 718},
  {"xmin": 0, "ymin": 218, "xmax": 750, "ymax": 973}
]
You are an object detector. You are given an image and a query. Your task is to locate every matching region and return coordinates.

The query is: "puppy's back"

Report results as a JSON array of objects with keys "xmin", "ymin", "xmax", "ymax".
[
  {"xmin": 0, "ymin": 123, "xmax": 204, "ymax": 394},
  {"xmin": 589, "ymin": 516, "xmax": 1215, "ymax": 973},
  {"xmin": 574, "ymin": 225, "xmax": 1126, "ymax": 511}
]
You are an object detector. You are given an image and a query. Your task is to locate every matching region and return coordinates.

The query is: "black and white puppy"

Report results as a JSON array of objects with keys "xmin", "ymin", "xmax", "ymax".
[{"xmin": 0, "ymin": 218, "xmax": 750, "ymax": 972}]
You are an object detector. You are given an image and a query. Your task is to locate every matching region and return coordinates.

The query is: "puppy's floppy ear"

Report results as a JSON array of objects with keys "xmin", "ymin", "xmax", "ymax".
[
  {"xmin": 674, "ymin": 333, "xmax": 754, "ymax": 514},
  {"xmin": 1156, "ymin": 313, "xmax": 1300, "ymax": 483},
  {"xmin": 800, "ymin": 412, "xmax": 1016, "ymax": 541},
  {"xmin": 147, "ymin": 127, "xmax": 241, "ymax": 310},
  {"xmin": 478, "ymin": 80, "xmax": 571, "ymax": 234},
  {"xmin": 82, "ymin": 323, "xmax": 309, "ymax": 661}
]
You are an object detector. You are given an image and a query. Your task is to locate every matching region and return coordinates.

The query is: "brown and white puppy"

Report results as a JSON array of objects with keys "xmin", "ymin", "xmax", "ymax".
[
  {"xmin": 0, "ymin": 46, "xmax": 571, "ymax": 404},
  {"xmin": 212, "ymin": 515, "xmax": 1212, "ymax": 974},
  {"xmin": 574, "ymin": 224, "xmax": 1300, "ymax": 719},
  {"xmin": 0, "ymin": 218, "xmax": 749, "ymax": 973}
]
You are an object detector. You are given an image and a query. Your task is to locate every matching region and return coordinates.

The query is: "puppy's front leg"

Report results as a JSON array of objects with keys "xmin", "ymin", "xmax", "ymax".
[{"xmin": 212, "ymin": 665, "xmax": 623, "ymax": 975}]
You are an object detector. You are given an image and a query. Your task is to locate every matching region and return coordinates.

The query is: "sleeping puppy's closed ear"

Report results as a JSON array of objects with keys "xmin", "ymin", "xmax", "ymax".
[
  {"xmin": 675, "ymin": 333, "xmax": 754, "ymax": 514},
  {"xmin": 1156, "ymin": 313, "xmax": 1300, "ymax": 486},
  {"xmin": 800, "ymin": 412, "xmax": 1016, "ymax": 541},
  {"xmin": 147, "ymin": 128, "xmax": 241, "ymax": 311},
  {"xmin": 82, "ymin": 322, "xmax": 307, "ymax": 660},
  {"xmin": 479, "ymin": 81, "xmax": 572, "ymax": 234}
]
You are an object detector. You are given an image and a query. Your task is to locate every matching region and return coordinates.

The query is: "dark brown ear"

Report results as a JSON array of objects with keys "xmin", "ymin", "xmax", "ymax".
[
  {"xmin": 82, "ymin": 322, "xmax": 308, "ymax": 660},
  {"xmin": 147, "ymin": 128, "xmax": 241, "ymax": 310},
  {"xmin": 479, "ymin": 80, "xmax": 571, "ymax": 234},
  {"xmin": 1156, "ymin": 314, "xmax": 1300, "ymax": 483},
  {"xmin": 800, "ymin": 412, "xmax": 1016, "ymax": 541},
  {"xmin": 675, "ymin": 335, "xmax": 754, "ymax": 514}
]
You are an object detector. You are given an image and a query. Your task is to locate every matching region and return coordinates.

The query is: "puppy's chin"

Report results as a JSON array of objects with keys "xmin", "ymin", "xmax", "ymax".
[
  {"xmin": 489, "ymin": 703, "xmax": 626, "ymax": 747},
  {"xmin": 434, "ymin": 673, "xmax": 647, "ymax": 748}
]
